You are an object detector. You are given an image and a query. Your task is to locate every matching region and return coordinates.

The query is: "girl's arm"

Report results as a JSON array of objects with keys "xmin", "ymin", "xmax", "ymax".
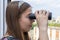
[{"xmin": 35, "ymin": 10, "xmax": 49, "ymax": 40}]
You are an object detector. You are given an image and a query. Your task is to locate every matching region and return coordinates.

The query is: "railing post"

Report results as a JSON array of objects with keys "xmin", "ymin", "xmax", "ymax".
[
  {"xmin": 48, "ymin": 28, "xmax": 50, "ymax": 40},
  {"xmin": 52, "ymin": 28, "xmax": 56, "ymax": 40},
  {"xmin": 59, "ymin": 30, "xmax": 60, "ymax": 40}
]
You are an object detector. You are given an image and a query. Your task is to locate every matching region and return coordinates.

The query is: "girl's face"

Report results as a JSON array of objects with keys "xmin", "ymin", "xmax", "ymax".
[{"xmin": 19, "ymin": 7, "xmax": 34, "ymax": 32}]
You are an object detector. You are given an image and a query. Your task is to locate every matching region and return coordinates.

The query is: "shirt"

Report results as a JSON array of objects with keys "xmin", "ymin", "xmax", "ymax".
[{"xmin": 0, "ymin": 36, "xmax": 19, "ymax": 40}]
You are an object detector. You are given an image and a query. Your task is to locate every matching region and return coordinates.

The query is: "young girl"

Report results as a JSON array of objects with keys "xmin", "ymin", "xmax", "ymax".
[{"xmin": 1, "ymin": 1, "xmax": 49, "ymax": 40}]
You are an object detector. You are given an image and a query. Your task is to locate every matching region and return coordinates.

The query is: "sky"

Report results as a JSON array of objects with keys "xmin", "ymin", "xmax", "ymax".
[{"xmin": 23, "ymin": 0, "xmax": 60, "ymax": 19}]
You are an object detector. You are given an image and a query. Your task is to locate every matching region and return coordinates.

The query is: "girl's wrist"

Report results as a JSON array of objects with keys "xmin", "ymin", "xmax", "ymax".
[{"xmin": 38, "ymin": 26, "xmax": 48, "ymax": 32}]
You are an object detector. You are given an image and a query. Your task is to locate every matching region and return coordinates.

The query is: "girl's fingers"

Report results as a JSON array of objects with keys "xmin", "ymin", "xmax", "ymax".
[
  {"xmin": 35, "ymin": 10, "xmax": 49, "ymax": 19},
  {"xmin": 35, "ymin": 10, "xmax": 39, "ymax": 18},
  {"xmin": 46, "ymin": 11, "xmax": 49, "ymax": 17},
  {"xmin": 39, "ymin": 10, "xmax": 43, "ymax": 15}
]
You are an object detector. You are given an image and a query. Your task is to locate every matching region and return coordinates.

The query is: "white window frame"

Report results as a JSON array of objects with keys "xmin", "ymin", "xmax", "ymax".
[
  {"xmin": 0, "ymin": 0, "xmax": 7, "ymax": 38},
  {"xmin": 0, "ymin": 0, "xmax": 4, "ymax": 38}
]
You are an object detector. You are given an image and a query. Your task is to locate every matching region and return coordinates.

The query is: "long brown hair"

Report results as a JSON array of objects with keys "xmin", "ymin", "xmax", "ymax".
[{"xmin": 6, "ymin": 1, "xmax": 31, "ymax": 40}]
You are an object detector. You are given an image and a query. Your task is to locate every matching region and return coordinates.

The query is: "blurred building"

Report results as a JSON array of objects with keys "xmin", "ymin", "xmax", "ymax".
[{"xmin": 56, "ymin": 16, "xmax": 60, "ymax": 23}]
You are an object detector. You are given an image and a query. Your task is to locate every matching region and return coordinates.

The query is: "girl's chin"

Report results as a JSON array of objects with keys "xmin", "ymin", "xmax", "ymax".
[{"xmin": 23, "ymin": 27, "xmax": 32, "ymax": 32}]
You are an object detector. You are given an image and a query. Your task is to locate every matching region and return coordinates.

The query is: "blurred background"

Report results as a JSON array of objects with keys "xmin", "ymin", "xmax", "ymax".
[{"xmin": 0, "ymin": 0, "xmax": 60, "ymax": 40}]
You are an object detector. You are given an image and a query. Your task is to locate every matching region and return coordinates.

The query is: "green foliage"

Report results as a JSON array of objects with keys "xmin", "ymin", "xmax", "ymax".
[
  {"xmin": 32, "ymin": 22, "xmax": 37, "ymax": 29},
  {"xmin": 32, "ymin": 22, "xmax": 60, "ymax": 29},
  {"xmin": 48, "ymin": 23, "xmax": 60, "ymax": 27}
]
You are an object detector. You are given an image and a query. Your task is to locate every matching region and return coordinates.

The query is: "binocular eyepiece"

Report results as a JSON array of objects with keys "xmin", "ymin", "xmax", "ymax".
[{"xmin": 29, "ymin": 12, "xmax": 52, "ymax": 20}]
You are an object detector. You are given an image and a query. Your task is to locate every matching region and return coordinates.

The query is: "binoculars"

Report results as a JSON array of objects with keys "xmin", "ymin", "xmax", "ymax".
[{"xmin": 29, "ymin": 12, "xmax": 52, "ymax": 20}]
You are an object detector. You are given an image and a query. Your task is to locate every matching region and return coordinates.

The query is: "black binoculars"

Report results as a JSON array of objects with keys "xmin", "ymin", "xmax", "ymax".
[{"xmin": 29, "ymin": 12, "xmax": 52, "ymax": 20}]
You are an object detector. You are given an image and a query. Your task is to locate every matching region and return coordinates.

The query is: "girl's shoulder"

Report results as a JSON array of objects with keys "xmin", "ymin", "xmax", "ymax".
[{"xmin": 0, "ymin": 36, "xmax": 18, "ymax": 40}]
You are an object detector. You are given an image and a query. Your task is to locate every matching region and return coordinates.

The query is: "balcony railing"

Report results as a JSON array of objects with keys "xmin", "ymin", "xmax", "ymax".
[{"xmin": 29, "ymin": 26, "xmax": 60, "ymax": 40}]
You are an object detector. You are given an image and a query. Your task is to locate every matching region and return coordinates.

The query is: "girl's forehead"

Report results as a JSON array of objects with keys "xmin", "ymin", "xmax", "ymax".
[
  {"xmin": 23, "ymin": 7, "xmax": 32, "ymax": 15},
  {"xmin": 26, "ymin": 7, "xmax": 32, "ymax": 12}
]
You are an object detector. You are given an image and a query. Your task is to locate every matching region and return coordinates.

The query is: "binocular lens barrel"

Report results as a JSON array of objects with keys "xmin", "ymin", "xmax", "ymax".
[{"xmin": 29, "ymin": 12, "xmax": 52, "ymax": 20}]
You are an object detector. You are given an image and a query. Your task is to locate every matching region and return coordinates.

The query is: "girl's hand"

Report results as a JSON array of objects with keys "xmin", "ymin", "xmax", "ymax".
[{"xmin": 35, "ymin": 10, "xmax": 49, "ymax": 31}]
